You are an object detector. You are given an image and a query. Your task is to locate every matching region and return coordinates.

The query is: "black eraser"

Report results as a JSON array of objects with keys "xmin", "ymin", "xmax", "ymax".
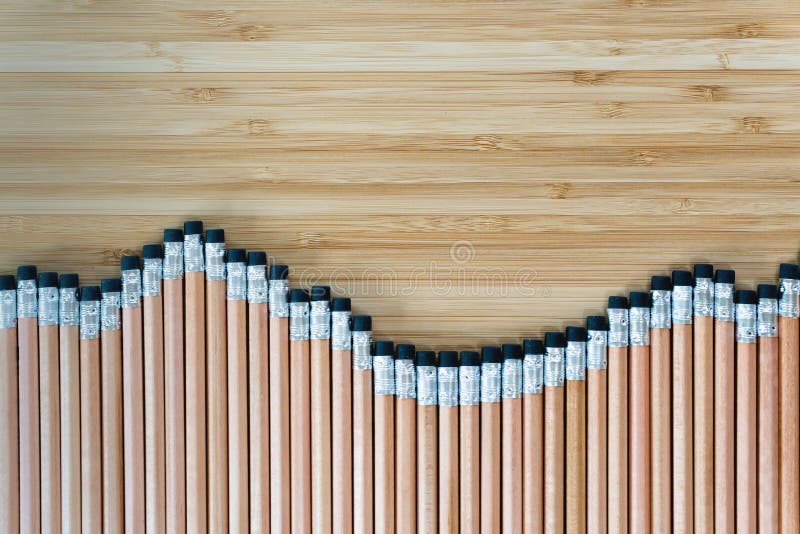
[
  {"xmin": 164, "ymin": 228, "xmax": 183, "ymax": 243},
  {"xmin": 439, "ymin": 350, "xmax": 459, "ymax": 367},
  {"xmin": 651, "ymin": 275, "xmax": 672, "ymax": 291},
  {"xmin": 694, "ymin": 264, "xmax": 714, "ymax": 280},
  {"xmin": 416, "ymin": 350, "xmax": 437, "ymax": 367},
  {"xmin": 226, "ymin": 248, "xmax": 246, "ymax": 263},
  {"xmin": 524, "ymin": 339, "xmax": 544, "ymax": 355},
  {"xmin": 38, "ymin": 272, "xmax": 58, "ymax": 288},
  {"xmin": 502, "ymin": 343, "xmax": 522, "ymax": 360},
  {"xmin": 481, "ymin": 346, "xmax": 502, "ymax": 364},
  {"xmin": 352, "ymin": 315, "xmax": 371, "ymax": 331},
  {"xmin": 714, "ymin": 269, "xmax": 735, "ymax": 284},
  {"xmin": 120, "ymin": 255, "xmax": 140, "ymax": 271},
  {"xmin": 608, "ymin": 296, "xmax": 628, "ymax": 309},
  {"xmin": 101, "ymin": 278, "xmax": 121, "ymax": 293},
  {"xmin": 143, "ymin": 244, "xmax": 163, "ymax": 259},
  {"xmin": 289, "ymin": 288, "xmax": 309, "ymax": 303},
  {"xmin": 672, "ymin": 270, "xmax": 693, "ymax": 287},
  {"xmin": 587, "ymin": 316, "xmax": 607, "ymax": 331},
  {"xmin": 80, "ymin": 285, "xmax": 100, "ymax": 301},
  {"xmin": 205, "ymin": 229, "xmax": 224, "ymax": 243},
  {"xmin": 375, "ymin": 341, "xmax": 394, "ymax": 357},
  {"xmin": 332, "ymin": 297, "xmax": 351, "ymax": 312},
  {"xmin": 735, "ymin": 289, "xmax": 757, "ymax": 305},
  {"xmin": 248, "ymin": 251, "xmax": 267, "ymax": 266},
  {"xmin": 460, "ymin": 350, "xmax": 480, "ymax": 366},
  {"xmin": 59, "ymin": 274, "xmax": 78, "ymax": 289},
  {"xmin": 758, "ymin": 284, "xmax": 778, "ymax": 300},
  {"xmin": 780, "ymin": 263, "xmax": 800, "ymax": 280},
  {"xmin": 545, "ymin": 331, "xmax": 565, "ymax": 348},
  {"xmin": 630, "ymin": 291, "xmax": 650, "ymax": 308},
  {"xmin": 311, "ymin": 285, "xmax": 331, "ymax": 302},
  {"xmin": 0, "ymin": 275, "xmax": 15, "ymax": 291},
  {"xmin": 17, "ymin": 265, "xmax": 36, "ymax": 281},
  {"xmin": 183, "ymin": 220, "xmax": 203, "ymax": 236},
  {"xmin": 566, "ymin": 326, "xmax": 587, "ymax": 342},
  {"xmin": 396, "ymin": 343, "xmax": 415, "ymax": 360},
  {"xmin": 270, "ymin": 264, "xmax": 289, "ymax": 280}
]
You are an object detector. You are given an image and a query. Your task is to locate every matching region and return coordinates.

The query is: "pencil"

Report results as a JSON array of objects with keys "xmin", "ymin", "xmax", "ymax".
[
  {"xmin": 543, "ymin": 332, "xmax": 565, "ymax": 534},
  {"xmin": 522, "ymin": 340, "xmax": 544, "ymax": 534},
  {"xmin": 607, "ymin": 297, "xmax": 629, "ymax": 534},
  {"xmin": 758, "ymin": 283, "xmax": 780, "ymax": 531},
  {"xmin": 143, "ymin": 244, "xmax": 167, "ymax": 533},
  {"xmin": 226, "ymin": 248, "xmax": 248, "ymax": 532},
  {"xmin": 714, "ymin": 269, "xmax": 735, "ymax": 534},
  {"xmin": 332, "ymin": 298, "xmax": 354, "ymax": 533},
  {"xmin": 80, "ymin": 285, "xmax": 103, "ymax": 533},
  {"xmin": 586, "ymin": 317, "xmax": 608, "ymax": 534},
  {"xmin": 38, "ymin": 271, "xmax": 61, "ymax": 532},
  {"xmin": 0, "ymin": 274, "xmax": 20, "ymax": 534},
  {"xmin": 247, "ymin": 251, "xmax": 270, "ymax": 534},
  {"xmin": 352, "ymin": 314, "xmax": 374, "ymax": 534},
  {"xmin": 101, "ymin": 278, "xmax": 124, "ymax": 532},
  {"xmin": 629, "ymin": 291, "xmax": 651, "ymax": 534},
  {"xmin": 734, "ymin": 289, "xmax": 757, "ymax": 534},
  {"xmin": 502, "ymin": 343, "xmax": 523, "ymax": 534},
  {"xmin": 565, "ymin": 328, "xmax": 586, "ymax": 534},
  {"xmin": 395, "ymin": 343, "xmax": 417, "ymax": 534},
  {"xmin": 58, "ymin": 274, "xmax": 80, "ymax": 534},
  {"xmin": 480, "ymin": 345, "xmax": 502, "ymax": 534},
  {"xmin": 17, "ymin": 265, "xmax": 40, "ymax": 533},
  {"xmin": 289, "ymin": 288, "xmax": 312, "ymax": 533},
  {"xmin": 374, "ymin": 341, "xmax": 396, "ymax": 534},
  {"xmin": 310, "ymin": 286, "xmax": 332, "ymax": 534},
  {"xmin": 417, "ymin": 350, "xmax": 438, "ymax": 533},
  {"xmin": 459, "ymin": 350, "xmax": 481, "ymax": 534},
  {"xmin": 650, "ymin": 276, "xmax": 672, "ymax": 534},
  {"xmin": 438, "ymin": 350, "xmax": 459, "ymax": 534},
  {"xmin": 163, "ymin": 229, "xmax": 185, "ymax": 534}
]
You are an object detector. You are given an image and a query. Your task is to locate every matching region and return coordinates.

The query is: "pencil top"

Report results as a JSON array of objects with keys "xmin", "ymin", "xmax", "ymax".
[
  {"xmin": 375, "ymin": 341, "xmax": 394, "ymax": 357},
  {"xmin": 416, "ymin": 350, "xmax": 437, "ymax": 366},
  {"xmin": 545, "ymin": 331, "xmax": 565, "ymax": 348},
  {"xmin": 651, "ymin": 275, "xmax": 672, "ymax": 291},
  {"xmin": 758, "ymin": 284, "xmax": 778, "ymax": 299},
  {"xmin": 502, "ymin": 343, "xmax": 523, "ymax": 360},
  {"xmin": 523, "ymin": 339, "xmax": 544, "ymax": 354},
  {"xmin": 311, "ymin": 285, "xmax": 331, "ymax": 302},
  {"xmin": 289, "ymin": 288, "xmax": 309, "ymax": 303},
  {"xmin": 396, "ymin": 343, "xmax": 415, "ymax": 360},
  {"xmin": 481, "ymin": 345, "xmax": 502, "ymax": 364},
  {"xmin": 205, "ymin": 228, "xmax": 224, "ymax": 244},
  {"xmin": 586, "ymin": 316, "xmax": 607, "ymax": 331},
  {"xmin": 247, "ymin": 251, "xmax": 267, "ymax": 266},
  {"xmin": 226, "ymin": 248, "xmax": 246, "ymax": 263},
  {"xmin": 780, "ymin": 263, "xmax": 800, "ymax": 280},
  {"xmin": 332, "ymin": 297, "xmax": 351, "ymax": 312},
  {"xmin": 183, "ymin": 220, "xmax": 203, "ymax": 236},
  {"xmin": 438, "ymin": 350, "xmax": 459, "ymax": 367},
  {"xmin": 143, "ymin": 244, "xmax": 163, "ymax": 259},
  {"xmin": 629, "ymin": 291, "xmax": 650, "ymax": 308},
  {"xmin": 714, "ymin": 269, "xmax": 735, "ymax": 284},
  {"xmin": 80, "ymin": 285, "xmax": 100, "ymax": 301},
  {"xmin": 101, "ymin": 278, "xmax": 121, "ymax": 293},
  {"xmin": 352, "ymin": 315, "xmax": 371, "ymax": 331},
  {"xmin": 460, "ymin": 350, "xmax": 480, "ymax": 366},
  {"xmin": 0, "ymin": 275, "xmax": 15, "ymax": 291},
  {"xmin": 566, "ymin": 326, "xmax": 587, "ymax": 342},
  {"xmin": 38, "ymin": 272, "xmax": 58, "ymax": 288},
  {"xmin": 269, "ymin": 264, "xmax": 289, "ymax": 280},
  {"xmin": 120, "ymin": 255, "xmax": 140, "ymax": 271},
  {"xmin": 17, "ymin": 265, "xmax": 37, "ymax": 281},
  {"xmin": 694, "ymin": 263, "xmax": 714, "ymax": 280},
  {"xmin": 735, "ymin": 289, "xmax": 757, "ymax": 305},
  {"xmin": 608, "ymin": 296, "xmax": 628, "ymax": 309},
  {"xmin": 59, "ymin": 273, "xmax": 79, "ymax": 289},
  {"xmin": 164, "ymin": 228, "xmax": 183, "ymax": 243},
  {"xmin": 672, "ymin": 270, "xmax": 693, "ymax": 287}
]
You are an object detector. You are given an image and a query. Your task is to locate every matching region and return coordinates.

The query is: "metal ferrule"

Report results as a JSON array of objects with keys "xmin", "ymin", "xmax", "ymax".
[
  {"xmin": 459, "ymin": 366, "xmax": 480, "ymax": 405},
  {"xmin": 226, "ymin": 262, "xmax": 246, "ymax": 301},
  {"xmin": 247, "ymin": 265, "xmax": 268, "ymax": 304},
  {"xmin": 523, "ymin": 353, "xmax": 544, "ymax": 394},
  {"xmin": 80, "ymin": 299, "xmax": 100, "ymax": 340},
  {"xmin": 694, "ymin": 278, "xmax": 714, "ymax": 316},
  {"xmin": 608, "ymin": 308, "xmax": 629, "ymax": 347},
  {"xmin": 758, "ymin": 298, "xmax": 778, "ymax": 338},
  {"xmin": 672, "ymin": 285, "xmax": 693, "ymax": 325},
  {"xmin": 352, "ymin": 330, "xmax": 372, "ymax": 370},
  {"xmin": 101, "ymin": 292, "xmax": 121, "ymax": 331},
  {"xmin": 481, "ymin": 362, "xmax": 502, "ymax": 403},
  {"xmin": 143, "ymin": 258, "xmax": 162, "ymax": 298},
  {"xmin": 417, "ymin": 366, "xmax": 438, "ymax": 406},
  {"xmin": 0, "ymin": 290, "xmax": 16, "ymax": 329},
  {"xmin": 502, "ymin": 359, "xmax": 522, "ymax": 399},
  {"xmin": 184, "ymin": 234, "xmax": 204, "ymax": 273},
  {"xmin": 438, "ymin": 367, "xmax": 459, "ymax": 407},
  {"xmin": 121, "ymin": 269, "xmax": 141, "ymax": 308},
  {"xmin": 269, "ymin": 279, "xmax": 289, "ymax": 318},
  {"xmin": 587, "ymin": 330, "xmax": 607, "ymax": 370},
  {"xmin": 736, "ymin": 303, "xmax": 756, "ymax": 343},
  {"xmin": 779, "ymin": 278, "xmax": 800, "ymax": 318},
  {"xmin": 331, "ymin": 311, "xmax": 351, "ymax": 350},
  {"xmin": 59, "ymin": 288, "xmax": 79, "ymax": 327},
  {"xmin": 373, "ymin": 355, "xmax": 395, "ymax": 396},
  {"xmin": 629, "ymin": 307, "xmax": 650, "ymax": 346},
  {"xmin": 289, "ymin": 302, "xmax": 309, "ymax": 341},
  {"xmin": 16, "ymin": 279, "xmax": 37, "ymax": 319},
  {"xmin": 163, "ymin": 241, "xmax": 184, "ymax": 280},
  {"xmin": 395, "ymin": 359, "xmax": 416, "ymax": 399},
  {"xmin": 205, "ymin": 243, "xmax": 226, "ymax": 281},
  {"xmin": 544, "ymin": 347, "xmax": 565, "ymax": 387},
  {"xmin": 566, "ymin": 341, "xmax": 586, "ymax": 380},
  {"xmin": 650, "ymin": 290, "xmax": 672, "ymax": 329},
  {"xmin": 714, "ymin": 282, "xmax": 734, "ymax": 321},
  {"xmin": 310, "ymin": 301, "xmax": 330, "ymax": 340},
  {"xmin": 38, "ymin": 287, "xmax": 59, "ymax": 326}
]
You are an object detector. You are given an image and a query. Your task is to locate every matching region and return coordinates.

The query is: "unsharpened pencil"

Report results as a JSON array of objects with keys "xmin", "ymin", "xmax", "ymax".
[
  {"xmin": 480, "ymin": 345, "xmax": 502, "ymax": 534},
  {"xmin": 58, "ymin": 274, "xmax": 80, "ymax": 534},
  {"xmin": 650, "ymin": 276, "xmax": 672, "ymax": 534},
  {"xmin": 289, "ymin": 288, "xmax": 311, "ymax": 533},
  {"xmin": 628, "ymin": 291, "xmax": 651, "ymax": 534},
  {"xmin": 395, "ymin": 342, "xmax": 417, "ymax": 534},
  {"xmin": 0, "ymin": 274, "xmax": 20, "ymax": 534},
  {"xmin": 459, "ymin": 350, "xmax": 481, "ymax": 534},
  {"xmin": 714, "ymin": 269, "xmax": 735, "ymax": 534},
  {"xmin": 502, "ymin": 343, "xmax": 523, "ymax": 534},
  {"xmin": 101, "ymin": 278, "xmax": 124, "ymax": 532},
  {"xmin": 310, "ymin": 286, "xmax": 332, "ymax": 534},
  {"xmin": 332, "ymin": 297, "xmax": 354, "ymax": 533},
  {"xmin": 735, "ymin": 289, "xmax": 758, "ymax": 534},
  {"xmin": 607, "ymin": 297, "xmax": 628, "ymax": 534},
  {"xmin": 523, "ymin": 340, "xmax": 544, "ymax": 534},
  {"xmin": 352, "ymin": 314, "xmax": 374, "ymax": 534},
  {"xmin": 758, "ymin": 283, "xmax": 780, "ymax": 532},
  {"xmin": 417, "ymin": 350, "xmax": 438, "ymax": 533},
  {"xmin": 438, "ymin": 350, "xmax": 459, "ymax": 534},
  {"xmin": 693, "ymin": 264, "xmax": 714, "ymax": 533},
  {"xmin": 543, "ymin": 332, "xmax": 565, "ymax": 534},
  {"xmin": 374, "ymin": 341, "xmax": 396, "ymax": 534},
  {"xmin": 586, "ymin": 318, "xmax": 608, "ymax": 534},
  {"xmin": 81, "ymin": 285, "xmax": 103, "ymax": 533}
]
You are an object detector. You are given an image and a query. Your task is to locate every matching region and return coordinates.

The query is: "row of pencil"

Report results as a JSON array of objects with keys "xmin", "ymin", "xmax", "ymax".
[{"xmin": 0, "ymin": 220, "xmax": 798, "ymax": 533}]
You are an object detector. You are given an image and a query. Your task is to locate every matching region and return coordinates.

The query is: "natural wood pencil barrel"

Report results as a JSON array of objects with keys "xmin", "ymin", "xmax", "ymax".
[
  {"xmin": 58, "ymin": 277, "xmax": 80, "ymax": 534},
  {"xmin": 331, "ymin": 299, "xmax": 354, "ymax": 534},
  {"xmin": 311, "ymin": 333, "xmax": 332, "ymax": 534},
  {"xmin": 352, "ymin": 316, "xmax": 374, "ymax": 534},
  {"xmin": 565, "ymin": 332, "xmax": 586, "ymax": 534},
  {"xmin": 585, "ymin": 320, "xmax": 608, "ymax": 534},
  {"xmin": 374, "ymin": 341, "xmax": 396, "ymax": 534},
  {"xmin": 543, "ymin": 333, "xmax": 566, "ymax": 534},
  {"xmin": 269, "ymin": 266, "xmax": 291, "ymax": 534},
  {"xmin": 692, "ymin": 266, "xmax": 714, "ymax": 534},
  {"xmin": 417, "ymin": 351, "xmax": 439, "ymax": 534},
  {"xmin": 289, "ymin": 290, "xmax": 311, "ymax": 534},
  {"xmin": 38, "ymin": 287, "xmax": 61, "ymax": 533},
  {"xmin": 502, "ymin": 347, "xmax": 523, "ymax": 534},
  {"xmin": 395, "ymin": 344, "xmax": 417, "ymax": 534},
  {"xmin": 758, "ymin": 286, "xmax": 780, "ymax": 532},
  {"xmin": 714, "ymin": 315, "xmax": 735, "ymax": 534},
  {"xmin": 735, "ymin": 291, "xmax": 758, "ymax": 534},
  {"xmin": 80, "ymin": 320, "xmax": 102, "ymax": 533},
  {"xmin": 671, "ymin": 322, "xmax": 693, "ymax": 534},
  {"xmin": 438, "ymin": 351, "xmax": 459, "ymax": 534},
  {"xmin": 628, "ymin": 294, "xmax": 651, "ymax": 534},
  {"xmin": 480, "ymin": 349, "xmax": 502, "ymax": 534},
  {"xmin": 1, "ymin": 275, "xmax": 20, "ymax": 534},
  {"xmin": 650, "ymin": 325, "xmax": 671, "ymax": 534},
  {"xmin": 606, "ymin": 300, "xmax": 629, "ymax": 534}
]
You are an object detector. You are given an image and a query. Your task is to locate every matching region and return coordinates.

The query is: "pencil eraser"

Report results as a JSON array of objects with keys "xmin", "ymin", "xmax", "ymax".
[
  {"xmin": 80, "ymin": 285, "xmax": 100, "ymax": 301},
  {"xmin": 523, "ymin": 339, "xmax": 544, "ymax": 355},
  {"xmin": 566, "ymin": 326, "xmax": 587, "ymax": 342},
  {"xmin": 651, "ymin": 275, "xmax": 672, "ymax": 291},
  {"xmin": 672, "ymin": 270, "xmax": 693, "ymax": 287},
  {"xmin": 481, "ymin": 346, "xmax": 502, "ymax": 364},
  {"xmin": 289, "ymin": 288, "xmax": 309, "ymax": 303},
  {"xmin": 143, "ymin": 244, "xmax": 163, "ymax": 259},
  {"xmin": 608, "ymin": 296, "xmax": 628, "ymax": 309},
  {"xmin": 183, "ymin": 220, "xmax": 203, "ymax": 236},
  {"xmin": 375, "ymin": 341, "xmax": 395, "ymax": 357},
  {"xmin": 38, "ymin": 272, "xmax": 58, "ymax": 288},
  {"xmin": 311, "ymin": 285, "xmax": 331, "ymax": 302},
  {"xmin": 226, "ymin": 248, "xmax": 246, "ymax": 263},
  {"xmin": 630, "ymin": 291, "xmax": 650, "ymax": 308},
  {"xmin": 0, "ymin": 275, "xmax": 15, "ymax": 291},
  {"xmin": 59, "ymin": 274, "xmax": 78, "ymax": 289},
  {"xmin": 332, "ymin": 297, "xmax": 351, "ymax": 312},
  {"xmin": 164, "ymin": 228, "xmax": 183, "ymax": 243},
  {"xmin": 396, "ymin": 343, "xmax": 415, "ymax": 360},
  {"xmin": 416, "ymin": 350, "xmax": 436, "ymax": 367},
  {"xmin": 17, "ymin": 265, "xmax": 37, "ymax": 281},
  {"xmin": 780, "ymin": 263, "xmax": 800, "ymax": 280},
  {"xmin": 694, "ymin": 264, "xmax": 714, "ymax": 280},
  {"xmin": 205, "ymin": 229, "xmax": 224, "ymax": 244},
  {"xmin": 586, "ymin": 316, "xmax": 607, "ymax": 331},
  {"xmin": 270, "ymin": 264, "xmax": 289, "ymax": 281},
  {"xmin": 460, "ymin": 350, "xmax": 480, "ymax": 366},
  {"xmin": 502, "ymin": 343, "xmax": 522, "ymax": 360},
  {"xmin": 714, "ymin": 269, "xmax": 735, "ymax": 284},
  {"xmin": 735, "ymin": 289, "xmax": 757, "ymax": 305},
  {"xmin": 352, "ymin": 315, "xmax": 371, "ymax": 331},
  {"xmin": 545, "ymin": 331, "xmax": 565, "ymax": 348},
  {"xmin": 248, "ymin": 251, "xmax": 267, "ymax": 266},
  {"xmin": 438, "ymin": 350, "xmax": 459, "ymax": 367},
  {"xmin": 120, "ymin": 255, "xmax": 140, "ymax": 271},
  {"xmin": 758, "ymin": 284, "xmax": 778, "ymax": 299},
  {"xmin": 101, "ymin": 278, "xmax": 121, "ymax": 293}
]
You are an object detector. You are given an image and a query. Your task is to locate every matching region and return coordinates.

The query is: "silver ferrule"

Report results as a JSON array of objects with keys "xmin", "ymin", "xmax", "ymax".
[
  {"xmin": 331, "ymin": 311, "xmax": 351, "ymax": 350},
  {"xmin": 59, "ymin": 288, "xmax": 79, "ymax": 327},
  {"xmin": 163, "ymin": 241, "xmax": 184, "ymax": 280},
  {"xmin": 80, "ymin": 299, "xmax": 100, "ymax": 340},
  {"xmin": 544, "ymin": 347, "xmax": 565, "ymax": 387},
  {"xmin": 459, "ymin": 366, "xmax": 480, "ymax": 405},
  {"xmin": 672, "ymin": 285, "xmax": 693, "ymax": 325},
  {"xmin": 523, "ymin": 353, "xmax": 544, "ymax": 394},
  {"xmin": 226, "ymin": 262, "xmax": 246, "ymax": 301},
  {"xmin": 101, "ymin": 292, "xmax": 121, "ymax": 331},
  {"xmin": 438, "ymin": 367, "xmax": 459, "ymax": 407},
  {"xmin": 184, "ymin": 234, "xmax": 204, "ymax": 273},
  {"xmin": 779, "ymin": 278, "xmax": 800, "ymax": 318},
  {"xmin": 417, "ymin": 366, "xmax": 438, "ymax": 406},
  {"xmin": 758, "ymin": 298, "xmax": 778, "ymax": 337},
  {"xmin": 16, "ymin": 279, "xmax": 37, "ymax": 319},
  {"xmin": 650, "ymin": 290, "xmax": 672, "ymax": 329},
  {"xmin": 608, "ymin": 308, "xmax": 629, "ymax": 347},
  {"xmin": 269, "ymin": 279, "xmax": 289, "ymax": 318},
  {"xmin": 566, "ymin": 341, "xmax": 586, "ymax": 381},
  {"xmin": 694, "ymin": 278, "xmax": 714, "ymax": 316},
  {"xmin": 352, "ymin": 330, "xmax": 372, "ymax": 370},
  {"xmin": 38, "ymin": 287, "xmax": 59, "ymax": 326},
  {"xmin": 289, "ymin": 302, "xmax": 309, "ymax": 341},
  {"xmin": 481, "ymin": 362, "xmax": 502, "ymax": 403},
  {"xmin": 630, "ymin": 307, "xmax": 650, "ymax": 346},
  {"xmin": 736, "ymin": 303, "xmax": 756, "ymax": 343},
  {"xmin": 142, "ymin": 257, "xmax": 162, "ymax": 298},
  {"xmin": 395, "ymin": 359, "xmax": 416, "ymax": 399},
  {"xmin": 310, "ymin": 301, "xmax": 330, "ymax": 340},
  {"xmin": 374, "ymin": 355, "xmax": 395, "ymax": 396},
  {"xmin": 247, "ymin": 265, "xmax": 268, "ymax": 304},
  {"xmin": 502, "ymin": 359, "xmax": 522, "ymax": 399},
  {"xmin": 205, "ymin": 243, "xmax": 226, "ymax": 281},
  {"xmin": 587, "ymin": 330, "xmax": 607, "ymax": 370},
  {"xmin": 121, "ymin": 269, "xmax": 141, "ymax": 308},
  {"xmin": 0, "ymin": 290, "xmax": 16, "ymax": 329},
  {"xmin": 714, "ymin": 283, "xmax": 735, "ymax": 321}
]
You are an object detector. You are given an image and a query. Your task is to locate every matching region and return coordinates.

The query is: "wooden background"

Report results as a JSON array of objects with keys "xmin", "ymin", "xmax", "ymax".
[{"xmin": 1, "ymin": 1, "xmax": 799, "ymax": 349}]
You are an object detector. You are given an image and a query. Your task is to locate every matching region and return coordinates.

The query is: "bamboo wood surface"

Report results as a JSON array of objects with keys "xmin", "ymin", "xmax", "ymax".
[
  {"xmin": 736, "ymin": 340, "xmax": 757, "ymax": 534},
  {"xmin": 779, "ymin": 314, "xmax": 799, "ymax": 533},
  {"xmin": 80, "ymin": 336, "xmax": 102, "ymax": 533},
  {"xmin": 101, "ymin": 327, "xmax": 124, "ymax": 533},
  {"xmin": 353, "ymin": 369, "xmax": 374, "ymax": 534},
  {"xmin": 693, "ymin": 315, "xmax": 714, "ymax": 534},
  {"xmin": 0, "ymin": 326, "xmax": 19, "ymax": 534},
  {"xmin": 418, "ymin": 404, "xmax": 438, "ymax": 533},
  {"xmin": 375, "ymin": 394, "xmax": 395, "ymax": 534},
  {"xmin": 311, "ymin": 337, "xmax": 331, "ymax": 534},
  {"xmin": 502, "ymin": 396, "xmax": 522, "ymax": 534},
  {"xmin": 227, "ymin": 297, "xmax": 248, "ymax": 533},
  {"xmin": 248, "ymin": 301, "xmax": 270, "ymax": 534},
  {"xmin": 144, "ymin": 290, "xmax": 167, "ymax": 534},
  {"xmin": 289, "ymin": 337, "xmax": 311, "ymax": 534},
  {"xmin": 122, "ymin": 305, "xmax": 145, "ymax": 533},
  {"xmin": 163, "ymin": 277, "xmax": 185, "ymax": 534},
  {"xmin": 759, "ymin": 335, "xmax": 780, "ymax": 532},
  {"xmin": 39, "ymin": 323, "xmax": 61, "ymax": 532},
  {"xmin": 650, "ymin": 328, "xmax": 671, "ymax": 534},
  {"xmin": 629, "ymin": 343, "xmax": 650, "ymax": 534},
  {"xmin": 438, "ymin": 404, "xmax": 458, "ymax": 534},
  {"xmin": 671, "ymin": 323, "xmax": 693, "ymax": 534},
  {"xmin": 18, "ymin": 316, "xmax": 40, "ymax": 533},
  {"xmin": 523, "ymin": 393, "xmax": 543, "ymax": 534},
  {"xmin": 206, "ymin": 278, "xmax": 228, "ymax": 532},
  {"xmin": 269, "ymin": 316, "xmax": 290, "ymax": 534},
  {"xmin": 59, "ymin": 324, "xmax": 80, "ymax": 534},
  {"xmin": 184, "ymin": 271, "xmax": 206, "ymax": 534},
  {"xmin": 714, "ymin": 320, "xmax": 735, "ymax": 534},
  {"xmin": 566, "ymin": 380, "xmax": 585, "ymax": 534},
  {"xmin": 607, "ymin": 346, "xmax": 627, "ymax": 534}
]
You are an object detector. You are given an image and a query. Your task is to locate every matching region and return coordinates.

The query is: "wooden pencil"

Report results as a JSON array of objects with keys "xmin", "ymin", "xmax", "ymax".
[
  {"xmin": 289, "ymin": 288, "xmax": 312, "ymax": 534},
  {"xmin": 459, "ymin": 350, "xmax": 481, "ymax": 534},
  {"xmin": 522, "ymin": 341, "xmax": 544, "ymax": 534},
  {"xmin": 395, "ymin": 343, "xmax": 417, "ymax": 534},
  {"xmin": 438, "ymin": 350, "xmax": 459, "ymax": 534},
  {"xmin": 101, "ymin": 278, "xmax": 124, "ymax": 533},
  {"xmin": 628, "ymin": 292, "xmax": 651, "ymax": 534},
  {"xmin": 183, "ymin": 221, "xmax": 207, "ymax": 534},
  {"xmin": 247, "ymin": 252, "xmax": 270, "ymax": 534},
  {"xmin": 80, "ymin": 285, "xmax": 103, "ymax": 533},
  {"xmin": 565, "ymin": 329, "xmax": 586, "ymax": 534},
  {"xmin": 0, "ymin": 274, "xmax": 20, "ymax": 534},
  {"xmin": 607, "ymin": 297, "xmax": 629, "ymax": 534},
  {"xmin": 543, "ymin": 333, "xmax": 565, "ymax": 534},
  {"xmin": 38, "ymin": 272, "xmax": 61, "ymax": 532},
  {"xmin": 226, "ymin": 249, "xmax": 248, "ymax": 532},
  {"xmin": 734, "ymin": 289, "xmax": 758, "ymax": 534},
  {"xmin": 310, "ymin": 287, "xmax": 332, "ymax": 534},
  {"xmin": 352, "ymin": 314, "xmax": 374, "ymax": 534},
  {"xmin": 332, "ymin": 298, "xmax": 354, "ymax": 533},
  {"xmin": 585, "ymin": 318, "xmax": 608, "ymax": 534},
  {"xmin": 58, "ymin": 274, "xmax": 80, "ymax": 534},
  {"xmin": 693, "ymin": 264, "xmax": 714, "ymax": 533},
  {"xmin": 417, "ymin": 350, "xmax": 438, "ymax": 533},
  {"xmin": 758, "ymin": 284, "xmax": 780, "ymax": 532},
  {"xmin": 480, "ymin": 346, "xmax": 502, "ymax": 534},
  {"xmin": 713, "ymin": 269, "xmax": 735, "ymax": 534},
  {"xmin": 374, "ymin": 341, "xmax": 396, "ymax": 534},
  {"xmin": 650, "ymin": 277, "xmax": 672, "ymax": 534},
  {"xmin": 502, "ymin": 344, "xmax": 523, "ymax": 534}
]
